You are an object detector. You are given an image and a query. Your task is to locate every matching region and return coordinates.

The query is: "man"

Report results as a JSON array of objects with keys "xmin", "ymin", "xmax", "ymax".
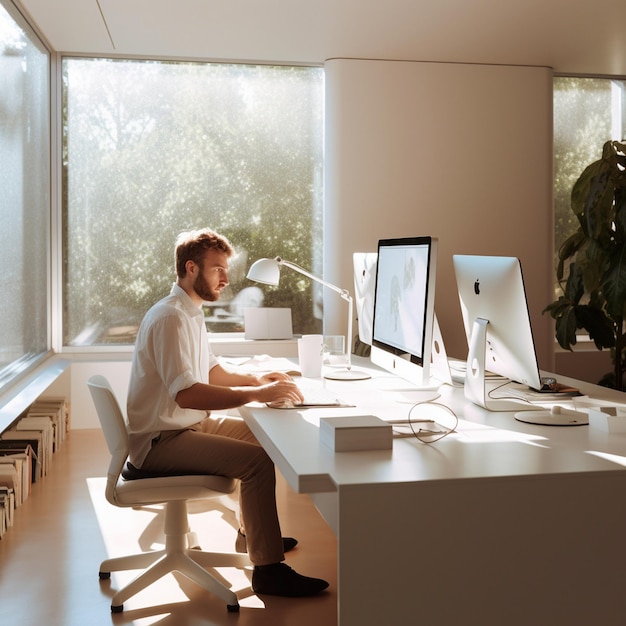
[{"xmin": 126, "ymin": 228, "xmax": 329, "ymax": 597}]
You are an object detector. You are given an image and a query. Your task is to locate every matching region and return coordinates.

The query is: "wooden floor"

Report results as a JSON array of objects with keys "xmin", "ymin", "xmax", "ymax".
[{"xmin": 0, "ymin": 429, "xmax": 338, "ymax": 626}]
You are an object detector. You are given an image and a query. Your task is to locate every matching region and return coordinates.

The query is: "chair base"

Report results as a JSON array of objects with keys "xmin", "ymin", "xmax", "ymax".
[{"xmin": 99, "ymin": 500, "xmax": 250, "ymax": 612}]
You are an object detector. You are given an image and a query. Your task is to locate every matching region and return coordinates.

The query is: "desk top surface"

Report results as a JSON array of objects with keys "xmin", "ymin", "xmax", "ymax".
[{"xmin": 238, "ymin": 357, "xmax": 626, "ymax": 493}]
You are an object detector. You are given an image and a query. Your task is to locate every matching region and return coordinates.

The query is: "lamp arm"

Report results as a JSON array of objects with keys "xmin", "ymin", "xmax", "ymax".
[
  {"xmin": 277, "ymin": 257, "xmax": 353, "ymax": 369},
  {"xmin": 277, "ymin": 258, "xmax": 350, "ymax": 300}
]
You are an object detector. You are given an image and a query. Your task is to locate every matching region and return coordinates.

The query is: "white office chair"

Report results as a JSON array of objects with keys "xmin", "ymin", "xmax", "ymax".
[{"xmin": 87, "ymin": 375, "xmax": 250, "ymax": 613}]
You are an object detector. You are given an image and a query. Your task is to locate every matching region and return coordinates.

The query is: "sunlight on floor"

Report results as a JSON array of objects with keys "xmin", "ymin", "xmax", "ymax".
[{"xmin": 86, "ymin": 477, "xmax": 266, "ymax": 618}]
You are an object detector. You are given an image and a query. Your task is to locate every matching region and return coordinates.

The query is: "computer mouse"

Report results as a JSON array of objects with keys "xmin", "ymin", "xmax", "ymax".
[{"xmin": 266, "ymin": 399, "xmax": 296, "ymax": 409}]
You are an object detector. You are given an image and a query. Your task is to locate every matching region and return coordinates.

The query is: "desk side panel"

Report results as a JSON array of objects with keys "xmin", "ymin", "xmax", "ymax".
[{"xmin": 337, "ymin": 473, "xmax": 626, "ymax": 626}]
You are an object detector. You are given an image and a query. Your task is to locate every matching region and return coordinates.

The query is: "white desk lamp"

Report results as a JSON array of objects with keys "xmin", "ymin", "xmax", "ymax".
[{"xmin": 246, "ymin": 256, "xmax": 370, "ymax": 380}]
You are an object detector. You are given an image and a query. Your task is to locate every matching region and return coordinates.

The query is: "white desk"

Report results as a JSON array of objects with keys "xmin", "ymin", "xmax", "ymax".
[{"xmin": 238, "ymin": 357, "xmax": 626, "ymax": 626}]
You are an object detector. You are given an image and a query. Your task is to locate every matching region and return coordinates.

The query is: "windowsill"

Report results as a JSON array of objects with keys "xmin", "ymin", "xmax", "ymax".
[
  {"xmin": 553, "ymin": 336, "xmax": 604, "ymax": 353},
  {"xmin": 0, "ymin": 355, "xmax": 70, "ymax": 433},
  {"xmin": 61, "ymin": 334, "xmax": 299, "ymax": 359}
]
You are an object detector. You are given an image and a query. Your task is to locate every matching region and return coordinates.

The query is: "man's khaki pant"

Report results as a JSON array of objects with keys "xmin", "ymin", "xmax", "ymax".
[{"xmin": 140, "ymin": 414, "xmax": 284, "ymax": 566}]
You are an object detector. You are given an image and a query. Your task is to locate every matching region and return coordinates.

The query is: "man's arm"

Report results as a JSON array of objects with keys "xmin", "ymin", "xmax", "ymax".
[
  {"xmin": 175, "ymin": 364, "xmax": 303, "ymax": 411},
  {"xmin": 208, "ymin": 363, "xmax": 264, "ymax": 388},
  {"xmin": 175, "ymin": 381, "xmax": 259, "ymax": 411}
]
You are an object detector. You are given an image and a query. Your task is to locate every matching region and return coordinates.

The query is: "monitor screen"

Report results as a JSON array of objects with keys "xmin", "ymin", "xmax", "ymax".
[
  {"xmin": 453, "ymin": 254, "xmax": 542, "ymax": 410},
  {"xmin": 370, "ymin": 236, "xmax": 438, "ymax": 387}
]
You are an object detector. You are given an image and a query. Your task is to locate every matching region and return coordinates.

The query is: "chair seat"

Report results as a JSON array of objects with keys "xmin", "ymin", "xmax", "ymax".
[{"xmin": 114, "ymin": 473, "xmax": 236, "ymax": 507}]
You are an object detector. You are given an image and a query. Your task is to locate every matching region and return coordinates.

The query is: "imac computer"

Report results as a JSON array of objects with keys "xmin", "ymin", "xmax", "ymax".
[
  {"xmin": 370, "ymin": 236, "xmax": 441, "ymax": 388},
  {"xmin": 453, "ymin": 254, "xmax": 557, "ymax": 415}
]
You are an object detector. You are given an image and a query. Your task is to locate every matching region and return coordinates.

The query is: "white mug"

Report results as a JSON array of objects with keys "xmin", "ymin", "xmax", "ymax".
[{"xmin": 297, "ymin": 334, "xmax": 324, "ymax": 378}]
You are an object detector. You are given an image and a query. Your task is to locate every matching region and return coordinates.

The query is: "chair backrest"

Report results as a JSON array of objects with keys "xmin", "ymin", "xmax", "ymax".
[{"xmin": 87, "ymin": 375, "xmax": 129, "ymax": 506}]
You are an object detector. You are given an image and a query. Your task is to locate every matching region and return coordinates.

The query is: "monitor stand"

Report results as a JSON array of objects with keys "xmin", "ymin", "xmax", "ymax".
[
  {"xmin": 324, "ymin": 367, "xmax": 371, "ymax": 381},
  {"xmin": 464, "ymin": 318, "xmax": 535, "ymax": 412},
  {"xmin": 514, "ymin": 406, "xmax": 588, "ymax": 426},
  {"xmin": 430, "ymin": 313, "xmax": 453, "ymax": 386}
]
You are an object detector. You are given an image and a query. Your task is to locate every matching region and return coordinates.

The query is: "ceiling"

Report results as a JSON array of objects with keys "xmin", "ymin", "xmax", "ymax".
[{"xmin": 15, "ymin": 0, "xmax": 626, "ymax": 76}]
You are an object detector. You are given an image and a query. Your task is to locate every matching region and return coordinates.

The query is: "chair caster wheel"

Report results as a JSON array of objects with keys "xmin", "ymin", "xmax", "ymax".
[
  {"xmin": 227, "ymin": 604, "xmax": 240, "ymax": 612},
  {"xmin": 99, "ymin": 571, "xmax": 111, "ymax": 580},
  {"xmin": 111, "ymin": 604, "xmax": 123, "ymax": 613}
]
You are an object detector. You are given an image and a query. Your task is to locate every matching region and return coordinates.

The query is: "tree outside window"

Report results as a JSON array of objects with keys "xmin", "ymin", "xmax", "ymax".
[{"xmin": 63, "ymin": 58, "xmax": 323, "ymax": 346}]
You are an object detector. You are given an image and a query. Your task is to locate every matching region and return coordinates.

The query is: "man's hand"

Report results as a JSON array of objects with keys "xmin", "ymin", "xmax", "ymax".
[{"xmin": 255, "ymin": 378, "xmax": 304, "ymax": 405}]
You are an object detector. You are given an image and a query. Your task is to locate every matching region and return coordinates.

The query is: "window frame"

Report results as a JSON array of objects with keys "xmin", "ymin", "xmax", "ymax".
[
  {"xmin": 0, "ymin": 0, "xmax": 54, "ymax": 392},
  {"xmin": 552, "ymin": 74, "xmax": 626, "ymax": 350},
  {"xmin": 58, "ymin": 54, "xmax": 324, "ymax": 354}
]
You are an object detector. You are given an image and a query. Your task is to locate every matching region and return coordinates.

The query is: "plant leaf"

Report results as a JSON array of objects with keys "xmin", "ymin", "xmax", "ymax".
[
  {"xmin": 585, "ymin": 170, "xmax": 613, "ymax": 240},
  {"xmin": 602, "ymin": 243, "xmax": 626, "ymax": 320},
  {"xmin": 575, "ymin": 305, "xmax": 616, "ymax": 349},
  {"xmin": 557, "ymin": 232, "xmax": 585, "ymax": 281},
  {"xmin": 554, "ymin": 304, "xmax": 577, "ymax": 350}
]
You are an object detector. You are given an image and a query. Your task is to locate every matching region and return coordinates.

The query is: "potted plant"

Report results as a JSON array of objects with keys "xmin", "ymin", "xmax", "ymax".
[{"xmin": 544, "ymin": 140, "xmax": 626, "ymax": 391}]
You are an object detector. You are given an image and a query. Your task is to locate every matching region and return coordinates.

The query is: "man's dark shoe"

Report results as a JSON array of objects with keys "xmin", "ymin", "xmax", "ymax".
[
  {"xmin": 252, "ymin": 562, "xmax": 329, "ymax": 597},
  {"xmin": 235, "ymin": 529, "xmax": 298, "ymax": 554}
]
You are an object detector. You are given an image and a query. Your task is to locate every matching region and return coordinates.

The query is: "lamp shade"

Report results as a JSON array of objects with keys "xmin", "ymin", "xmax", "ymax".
[{"xmin": 246, "ymin": 257, "xmax": 281, "ymax": 285}]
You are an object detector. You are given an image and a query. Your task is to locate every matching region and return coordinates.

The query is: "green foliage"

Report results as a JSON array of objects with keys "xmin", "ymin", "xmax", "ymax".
[{"xmin": 544, "ymin": 140, "xmax": 626, "ymax": 390}]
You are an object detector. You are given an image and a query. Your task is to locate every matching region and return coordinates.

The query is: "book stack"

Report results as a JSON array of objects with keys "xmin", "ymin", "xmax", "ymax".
[
  {"xmin": 26, "ymin": 397, "xmax": 70, "ymax": 452},
  {"xmin": 0, "ymin": 396, "xmax": 69, "ymax": 538},
  {"xmin": 320, "ymin": 415, "xmax": 392, "ymax": 452}
]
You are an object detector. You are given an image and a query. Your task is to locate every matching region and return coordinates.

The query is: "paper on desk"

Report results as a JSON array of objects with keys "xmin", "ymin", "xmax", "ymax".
[{"xmin": 220, "ymin": 355, "xmax": 300, "ymax": 375}]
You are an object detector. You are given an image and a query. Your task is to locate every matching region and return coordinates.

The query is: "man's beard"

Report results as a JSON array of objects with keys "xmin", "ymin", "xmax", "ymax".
[{"xmin": 193, "ymin": 273, "xmax": 219, "ymax": 302}]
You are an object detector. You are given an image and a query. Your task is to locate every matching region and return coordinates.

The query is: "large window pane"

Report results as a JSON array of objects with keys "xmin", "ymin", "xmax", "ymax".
[
  {"xmin": 553, "ymin": 77, "xmax": 626, "ymax": 279},
  {"xmin": 0, "ymin": 2, "xmax": 49, "ymax": 387},
  {"xmin": 63, "ymin": 59, "xmax": 323, "ymax": 346}
]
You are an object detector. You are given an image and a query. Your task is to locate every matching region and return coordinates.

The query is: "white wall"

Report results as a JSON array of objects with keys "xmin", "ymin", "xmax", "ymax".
[
  {"xmin": 323, "ymin": 59, "xmax": 554, "ymax": 370},
  {"xmin": 70, "ymin": 359, "xmax": 132, "ymax": 428}
]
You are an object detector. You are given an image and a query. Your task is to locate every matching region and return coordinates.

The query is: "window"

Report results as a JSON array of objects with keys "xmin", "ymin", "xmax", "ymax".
[
  {"xmin": 553, "ymin": 76, "xmax": 626, "ymax": 284},
  {"xmin": 0, "ymin": 2, "xmax": 50, "ymax": 389},
  {"xmin": 62, "ymin": 58, "xmax": 324, "ymax": 346}
]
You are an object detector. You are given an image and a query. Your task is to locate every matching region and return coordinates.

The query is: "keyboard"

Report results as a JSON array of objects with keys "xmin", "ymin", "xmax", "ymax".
[
  {"xmin": 266, "ymin": 386, "xmax": 348, "ymax": 409},
  {"xmin": 298, "ymin": 387, "xmax": 346, "ymax": 407}
]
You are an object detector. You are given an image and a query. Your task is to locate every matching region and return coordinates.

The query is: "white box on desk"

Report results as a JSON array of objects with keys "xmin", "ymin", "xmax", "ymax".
[
  {"xmin": 320, "ymin": 415, "xmax": 392, "ymax": 452},
  {"xmin": 588, "ymin": 406, "xmax": 626, "ymax": 433}
]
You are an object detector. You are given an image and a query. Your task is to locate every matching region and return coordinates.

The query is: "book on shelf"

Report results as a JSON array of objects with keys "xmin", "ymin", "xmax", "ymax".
[
  {"xmin": 0, "ymin": 434, "xmax": 43, "ymax": 482},
  {"xmin": 0, "ymin": 449, "xmax": 33, "ymax": 503},
  {"xmin": 0, "ymin": 464, "xmax": 20, "ymax": 511},
  {"xmin": 15, "ymin": 417, "xmax": 54, "ymax": 476},
  {"xmin": 0, "ymin": 442, "xmax": 36, "ymax": 489},
  {"xmin": 0, "ymin": 485, "xmax": 14, "ymax": 537},
  {"xmin": 27, "ymin": 397, "xmax": 70, "ymax": 449}
]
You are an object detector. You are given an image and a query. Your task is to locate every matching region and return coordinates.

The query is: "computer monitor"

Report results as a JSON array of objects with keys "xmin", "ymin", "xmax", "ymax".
[
  {"xmin": 453, "ymin": 254, "xmax": 542, "ymax": 411},
  {"xmin": 370, "ymin": 236, "xmax": 438, "ymax": 388}
]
